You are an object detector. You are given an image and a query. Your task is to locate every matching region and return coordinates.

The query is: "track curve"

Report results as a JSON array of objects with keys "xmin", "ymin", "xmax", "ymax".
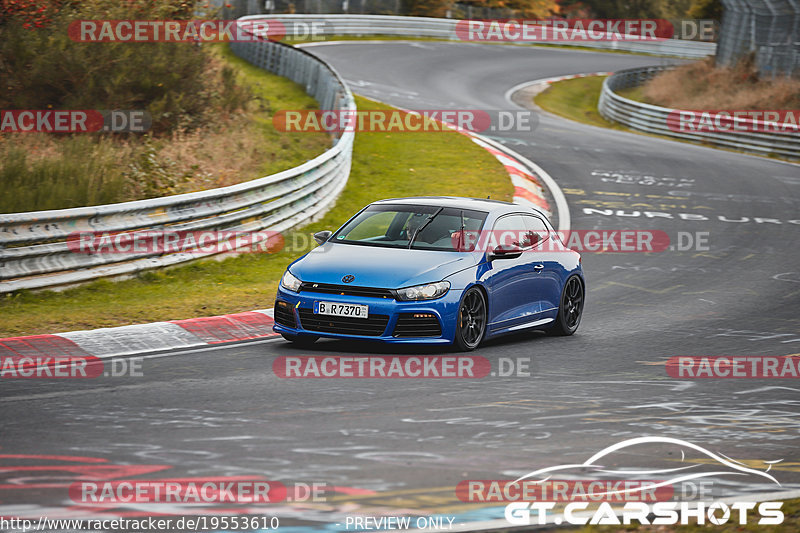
[{"xmin": 3, "ymin": 42, "xmax": 800, "ymax": 530}]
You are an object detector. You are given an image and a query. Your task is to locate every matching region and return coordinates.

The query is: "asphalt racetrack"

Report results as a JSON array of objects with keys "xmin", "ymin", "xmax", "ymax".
[{"xmin": 2, "ymin": 43, "xmax": 800, "ymax": 531}]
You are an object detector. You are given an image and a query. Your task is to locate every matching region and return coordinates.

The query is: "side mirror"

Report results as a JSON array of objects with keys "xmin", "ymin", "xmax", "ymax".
[
  {"xmin": 314, "ymin": 230, "xmax": 332, "ymax": 245},
  {"xmin": 488, "ymin": 243, "xmax": 523, "ymax": 261},
  {"xmin": 524, "ymin": 231, "xmax": 542, "ymax": 247}
]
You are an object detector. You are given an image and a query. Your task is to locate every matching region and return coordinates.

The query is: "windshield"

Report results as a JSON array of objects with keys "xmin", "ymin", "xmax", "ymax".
[{"xmin": 332, "ymin": 204, "xmax": 488, "ymax": 251}]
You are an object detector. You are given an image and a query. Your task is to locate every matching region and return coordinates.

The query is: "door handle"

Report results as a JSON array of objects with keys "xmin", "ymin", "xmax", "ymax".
[{"xmin": 533, "ymin": 264, "xmax": 544, "ymax": 271}]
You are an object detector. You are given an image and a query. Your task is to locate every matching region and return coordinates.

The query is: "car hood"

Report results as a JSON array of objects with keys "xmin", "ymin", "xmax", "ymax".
[{"xmin": 289, "ymin": 242, "xmax": 478, "ymax": 288}]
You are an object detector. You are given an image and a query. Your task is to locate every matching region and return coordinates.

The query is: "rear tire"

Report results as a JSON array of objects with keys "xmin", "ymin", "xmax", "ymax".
[
  {"xmin": 281, "ymin": 334, "xmax": 318, "ymax": 347},
  {"xmin": 454, "ymin": 287, "xmax": 487, "ymax": 351},
  {"xmin": 547, "ymin": 275, "xmax": 584, "ymax": 336}
]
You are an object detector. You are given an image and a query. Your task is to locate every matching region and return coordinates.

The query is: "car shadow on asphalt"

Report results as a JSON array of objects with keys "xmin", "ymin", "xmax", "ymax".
[{"xmin": 272, "ymin": 328, "xmax": 555, "ymax": 355}]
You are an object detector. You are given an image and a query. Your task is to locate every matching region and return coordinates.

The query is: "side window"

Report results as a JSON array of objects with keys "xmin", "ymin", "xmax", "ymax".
[
  {"xmin": 492, "ymin": 215, "xmax": 528, "ymax": 248},
  {"xmin": 523, "ymin": 215, "xmax": 550, "ymax": 247}
]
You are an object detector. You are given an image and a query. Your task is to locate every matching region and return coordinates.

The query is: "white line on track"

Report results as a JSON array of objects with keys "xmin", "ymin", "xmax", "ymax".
[
  {"xmin": 297, "ymin": 40, "xmax": 424, "ymax": 48},
  {"xmin": 133, "ymin": 336, "xmax": 282, "ymax": 361},
  {"xmin": 474, "ymin": 135, "xmax": 571, "ymax": 232},
  {"xmin": 0, "ymin": 338, "xmax": 283, "ymax": 402}
]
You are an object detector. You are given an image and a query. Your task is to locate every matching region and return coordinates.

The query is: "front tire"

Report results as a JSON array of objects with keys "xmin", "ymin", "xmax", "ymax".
[
  {"xmin": 548, "ymin": 275, "xmax": 584, "ymax": 336},
  {"xmin": 454, "ymin": 287, "xmax": 487, "ymax": 351}
]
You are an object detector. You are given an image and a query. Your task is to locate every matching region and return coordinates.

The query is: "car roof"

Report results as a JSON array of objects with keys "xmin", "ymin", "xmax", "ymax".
[{"xmin": 372, "ymin": 196, "xmax": 543, "ymax": 216}]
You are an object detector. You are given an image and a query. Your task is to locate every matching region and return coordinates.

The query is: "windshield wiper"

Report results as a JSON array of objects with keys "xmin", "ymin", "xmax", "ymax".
[{"xmin": 408, "ymin": 207, "xmax": 443, "ymax": 249}]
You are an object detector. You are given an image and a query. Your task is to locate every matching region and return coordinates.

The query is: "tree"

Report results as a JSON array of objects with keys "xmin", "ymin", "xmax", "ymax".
[
  {"xmin": 556, "ymin": 0, "xmax": 674, "ymax": 18},
  {"xmin": 458, "ymin": 0, "xmax": 559, "ymax": 17},
  {"xmin": 406, "ymin": 0, "xmax": 453, "ymax": 17},
  {"xmin": 498, "ymin": 0, "xmax": 560, "ymax": 18},
  {"xmin": 688, "ymin": 0, "xmax": 723, "ymax": 20}
]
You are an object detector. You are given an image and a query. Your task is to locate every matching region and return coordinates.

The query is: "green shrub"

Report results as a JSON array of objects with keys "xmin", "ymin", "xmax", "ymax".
[{"xmin": 0, "ymin": 0, "xmax": 236, "ymax": 134}]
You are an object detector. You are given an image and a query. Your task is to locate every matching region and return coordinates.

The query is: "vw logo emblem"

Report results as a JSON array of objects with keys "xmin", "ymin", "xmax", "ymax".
[{"xmin": 341, "ymin": 275, "xmax": 355, "ymax": 283}]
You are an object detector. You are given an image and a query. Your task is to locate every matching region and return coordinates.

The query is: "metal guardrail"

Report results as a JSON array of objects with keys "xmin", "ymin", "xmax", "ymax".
[
  {"xmin": 0, "ymin": 40, "xmax": 355, "ymax": 293},
  {"xmin": 598, "ymin": 66, "xmax": 800, "ymax": 159},
  {"xmin": 240, "ymin": 14, "xmax": 717, "ymax": 59}
]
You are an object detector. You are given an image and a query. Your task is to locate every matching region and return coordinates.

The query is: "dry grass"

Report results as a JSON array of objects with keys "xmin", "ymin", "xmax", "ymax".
[
  {"xmin": 0, "ymin": 134, "xmax": 137, "ymax": 212},
  {"xmin": 147, "ymin": 51, "xmax": 268, "ymax": 193},
  {"xmin": 134, "ymin": 120, "xmax": 272, "ymax": 194},
  {"xmin": 144, "ymin": 48, "xmax": 329, "ymax": 194},
  {"xmin": 637, "ymin": 57, "xmax": 800, "ymax": 110}
]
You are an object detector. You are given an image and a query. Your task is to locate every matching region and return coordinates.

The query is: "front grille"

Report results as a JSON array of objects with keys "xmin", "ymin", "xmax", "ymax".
[
  {"xmin": 299, "ymin": 282, "xmax": 394, "ymax": 299},
  {"xmin": 298, "ymin": 309, "xmax": 389, "ymax": 336},
  {"xmin": 273, "ymin": 301, "xmax": 296, "ymax": 328},
  {"xmin": 393, "ymin": 313, "xmax": 442, "ymax": 338}
]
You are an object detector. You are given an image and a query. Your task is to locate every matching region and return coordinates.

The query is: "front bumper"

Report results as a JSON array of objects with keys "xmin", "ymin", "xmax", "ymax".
[{"xmin": 273, "ymin": 285, "xmax": 463, "ymax": 344}]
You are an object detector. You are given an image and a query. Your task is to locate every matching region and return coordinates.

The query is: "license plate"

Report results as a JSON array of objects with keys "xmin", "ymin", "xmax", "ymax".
[{"xmin": 313, "ymin": 301, "xmax": 369, "ymax": 319}]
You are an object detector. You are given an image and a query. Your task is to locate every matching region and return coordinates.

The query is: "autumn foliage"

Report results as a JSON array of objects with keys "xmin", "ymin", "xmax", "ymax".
[
  {"xmin": 0, "ymin": 0, "xmax": 64, "ymax": 28},
  {"xmin": 0, "ymin": 1, "xmax": 244, "ymax": 134}
]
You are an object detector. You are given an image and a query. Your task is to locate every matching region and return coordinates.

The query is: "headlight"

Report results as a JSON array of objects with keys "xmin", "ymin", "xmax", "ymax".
[
  {"xmin": 281, "ymin": 270, "xmax": 302, "ymax": 292},
  {"xmin": 395, "ymin": 281, "xmax": 450, "ymax": 301}
]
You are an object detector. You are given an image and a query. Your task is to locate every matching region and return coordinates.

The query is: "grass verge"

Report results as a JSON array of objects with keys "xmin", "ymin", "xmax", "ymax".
[
  {"xmin": 533, "ymin": 76, "xmax": 625, "ymax": 130},
  {"xmin": 616, "ymin": 84, "xmax": 647, "ymax": 103},
  {"xmin": 0, "ymin": 96, "xmax": 512, "ymax": 337},
  {"xmin": 212, "ymin": 45, "xmax": 329, "ymax": 178}
]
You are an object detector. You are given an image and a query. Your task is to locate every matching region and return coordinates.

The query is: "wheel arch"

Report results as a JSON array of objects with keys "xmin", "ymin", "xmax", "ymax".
[{"xmin": 463, "ymin": 282, "xmax": 490, "ymax": 312}]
